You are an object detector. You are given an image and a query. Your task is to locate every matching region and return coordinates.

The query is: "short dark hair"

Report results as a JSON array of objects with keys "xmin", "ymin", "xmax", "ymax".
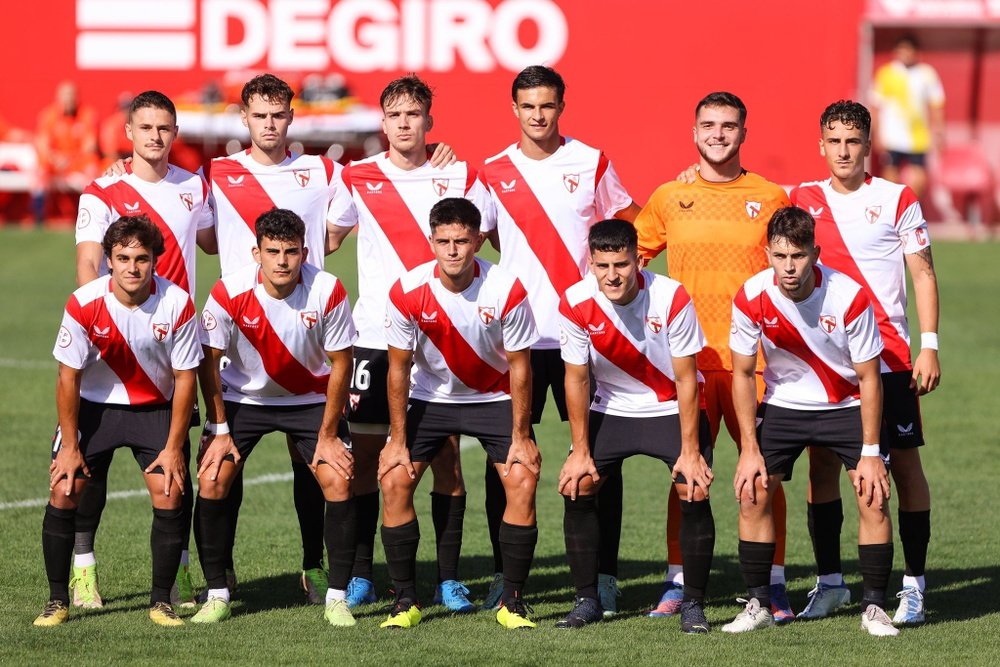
[
  {"xmin": 429, "ymin": 198, "xmax": 481, "ymax": 233},
  {"xmin": 511, "ymin": 65, "xmax": 565, "ymax": 103},
  {"xmin": 242, "ymin": 73, "xmax": 295, "ymax": 107},
  {"xmin": 895, "ymin": 33, "xmax": 919, "ymax": 50},
  {"xmin": 380, "ymin": 74, "xmax": 433, "ymax": 113},
  {"xmin": 102, "ymin": 214, "xmax": 165, "ymax": 259},
  {"xmin": 767, "ymin": 206, "xmax": 815, "ymax": 248},
  {"xmin": 128, "ymin": 90, "xmax": 176, "ymax": 123},
  {"xmin": 820, "ymin": 100, "xmax": 871, "ymax": 138},
  {"xmin": 255, "ymin": 208, "xmax": 306, "ymax": 246},
  {"xmin": 588, "ymin": 219, "xmax": 637, "ymax": 254},
  {"xmin": 695, "ymin": 91, "xmax": 747, "ymax": 125}
]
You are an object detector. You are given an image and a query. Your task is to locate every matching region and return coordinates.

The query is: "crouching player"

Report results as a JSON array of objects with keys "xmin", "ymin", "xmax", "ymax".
[
  {"xmin": 556, "ymin": 220, "xmax": 715, "ymax": 632},
  {"xmin": 36, "ymin": 215, "xmax": 201, "ymax": 627},
  {"xmin": 192, "ymin": 208, "xmax": 359, "ymax": 626},
  {"xmin": 723, "ymin": 206, "xmax": 898, "ymax": 636},
  {"xmin": 378, "ymin": 198, "xmax": 540, "ymax": 629}
]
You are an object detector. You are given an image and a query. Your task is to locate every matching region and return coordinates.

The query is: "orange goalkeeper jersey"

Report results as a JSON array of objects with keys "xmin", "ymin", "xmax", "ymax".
[{"xmin": 635, "ymin": 170, "xmax": 789, "ymax": 371}]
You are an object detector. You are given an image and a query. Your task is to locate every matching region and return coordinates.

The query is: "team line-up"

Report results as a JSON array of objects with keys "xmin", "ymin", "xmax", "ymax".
[{"xmin": 34, "ymin": 66, "xmax": 940, "ymax": 637}]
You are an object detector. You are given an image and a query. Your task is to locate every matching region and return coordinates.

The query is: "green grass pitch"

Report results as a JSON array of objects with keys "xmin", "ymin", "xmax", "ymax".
[{"xmin": 0, "ymin": 228, "xmax": 998, "ymax": 664}]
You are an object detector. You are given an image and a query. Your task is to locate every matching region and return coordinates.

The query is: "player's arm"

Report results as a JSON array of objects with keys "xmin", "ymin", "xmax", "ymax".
[
  {"xmin": 196, "ymin": 227, "xmax": 218, "ymax": 255},
  {"xmin": 905, "ymin": 246, "xmax": 940, "ymax": 395},
  {"xmin": 378, "ymin": 345, "xmax": 416, "ymax": 480},
  {"xmin": 557, "ymin": 361, "xmax": 597, "ymax": 500},
  {"xmin": 634, "ymin": 193, "xmax": 667, "ymax": 263},
  {"xmin": 504, "ymin": 347, "xmax": 540, "ymax": 479},
  {"xmin": 76, "ymin": 241, "xmax": 103, "ymax": 286},
  {"xmin": 147, "ymin": 367, "xmax": 196, "ymax": 496},
  {"xmin": 852, "ymin": 356, "xmax": 889, "ymax": 509},
  {"xmin": 326, "ymin": 222, "xmax": 355, "ymax": 254},
  {"xmin": 51, "ymin": 363, "xmax": 87, "ymax": 495},
  {"xmin": 731, "ymin": 350, "xmax": 767, "ymax": 502},
  {"xmin": 670, "ymin": 354, "xmax": 713, "ymax": 500},
  {"xmin": 196, "ymin": 346, "xmax": 240, "ymax": 480},
  {"xmin": 314, "ymin": 348, "xmax": 354, "ymax": 480}
]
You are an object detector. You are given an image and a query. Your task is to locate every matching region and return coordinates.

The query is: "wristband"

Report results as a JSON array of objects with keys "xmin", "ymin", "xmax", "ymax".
[
  {"xmin": 860, "ymin": 443, "xmax": 880, "ymax": 457},
  {"xmin": 920, "ymin": 332, "xmax": 938, "ymax": 350},
  {"xmin": 205, "ymin": 422, "xmax": 230, "ymax": 435}
]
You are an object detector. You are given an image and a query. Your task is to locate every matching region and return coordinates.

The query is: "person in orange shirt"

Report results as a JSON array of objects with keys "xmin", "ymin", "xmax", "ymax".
[{"xmin": 634, "ymin": 92, "xmax": 795, "ymax": 622}]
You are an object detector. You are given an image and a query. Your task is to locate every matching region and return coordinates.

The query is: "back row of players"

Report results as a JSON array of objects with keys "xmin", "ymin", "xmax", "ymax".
[{"xmin": 35, "ymin": 66, "xmax": 939, "ymax": 636}]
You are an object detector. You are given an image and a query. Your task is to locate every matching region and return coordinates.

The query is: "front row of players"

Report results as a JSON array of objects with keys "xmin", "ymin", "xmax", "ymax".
[{"xmin": 38, "ymin": 201, "xmax": 898, "ymax": 636}]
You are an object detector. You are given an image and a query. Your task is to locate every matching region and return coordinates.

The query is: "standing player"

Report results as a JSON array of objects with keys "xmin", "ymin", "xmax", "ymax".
[
  {"xmin": 327, "ymin": 75, "xmax": 495, "ymax": 611},
  {"xmin": 480, "ymin": 65, "xmax": 640, "ymax": 613},
  {"xmin": 556, "ymin": 220, "xmax": 715, "ymax": 633},
  {"xmin": 35, "ymin": 216, "xmax": 201, "ymax": 627},
  {"xmin": 191, "ymin": 209, "xmax": 359, "ymax": 625},
  {"xmin": 377, "ymin": 198, "xmax": 540, "ymax": 629},
  {"xmin": 723, "ymin": 206, "xmax": 897, "ymax": 637},
  {"xmin": 791, "ymin": 100, "xmax": 940, "ymax": 625},
  {"xmin": 71, "ymin": 90, "xmax": 215, "ymax": 609},
  {"xmin": 634, "ymin": 92, "xmax": 795, "ymax": 621}
]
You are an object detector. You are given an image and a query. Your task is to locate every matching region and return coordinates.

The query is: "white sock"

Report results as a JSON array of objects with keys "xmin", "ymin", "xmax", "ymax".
[
  {"xmin": 207, "ymin": 587, "xmax": 230, "ymax": 603},
  {"xmin": 770, "ymin": 565, "xmax": 786, "ymax": 586},
  {"xmin": 180, "ymin": 550, "xmax": 189, "ymax": 566},
  {"xmin": 74, "ymin": 552, "xmax": 96, "ymax": 568},
  {"xmin": 818, "ymin": 573, "xmax": 845, "ymax": 587},
  {"xmin": 665, "ymin": 565, "xmax": 684, "ymax": 586},
  {"xmin": 326, "ymin": 588, "xmax": 346, "ymax": 603},
  {"xmin": 902, "ymin": 575, "xmax": 925, "ymax": 592}
]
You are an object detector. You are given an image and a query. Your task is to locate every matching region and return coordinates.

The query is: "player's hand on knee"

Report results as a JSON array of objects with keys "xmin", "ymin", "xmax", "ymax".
[
  {"xmin": 50, "ymin": 448, "xmax": 88, "ymax": 496},
  {"xmin": 557, "ymin": 452, "xmax": 599, "ymax": 501},
  {"xmin": 504, "ymin": 437, "xmax": 541, "ymax": 479},
  {"xmin": 733, "ymin": 450, "xmax": 767, "ymax": 503},
  {"xmin": 197, "ymin": 434, "xmax": 239, "ymax": 481},
  {"xmin": 854, "ymin": 457, "xmax": 890, "ymax": 509},
  {"xmin": 378, "ymin": 438, "xmax": 414, "ymax": 481},
  {"xmin": 911, "ymin": 349, "xmax": 941, "ymax": 395},
  {"xmin": 315, "ymin": 436, "xmax": 354, "ymax": 481},
  {"xmin": 147, "ymin": 448, "xmax": 186, "ymax": 497},
  {"xmin": 673, "ymin": 452, "xmax": 713, "ymax": 501}
]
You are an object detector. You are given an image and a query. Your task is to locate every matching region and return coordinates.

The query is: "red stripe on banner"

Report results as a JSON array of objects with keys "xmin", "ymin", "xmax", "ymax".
[
  {"xmin": 574, "ymin": 297, "xmax": 677, "ymax": 401},
  {"xmin": 760, "ymin": 291, "xmax": 859, "ymax": 404},
  {"xmin": 346, "ymin": 162, "xmax": 434, "ymax": 271},
  {"xmin": 484, "ymin": 155, "xmax": 582, "ymax": 297},
  {"xmin": 210, "ymin": 159, "xmax": 280, "ymax": 237},
  {"xmin": 228, "ymin": 289, "xmax": 329, "ymax": 395},
  {"xmin": 103, "ymin": 180, "xmax": 190, "ymax": 293},
  {"xmin": 666, "ymin": 284, "xmax": 692, "ymax": 326},
  {"xmin": 500, "ymin": 279, "xmax": 528, "ymax": 319}
]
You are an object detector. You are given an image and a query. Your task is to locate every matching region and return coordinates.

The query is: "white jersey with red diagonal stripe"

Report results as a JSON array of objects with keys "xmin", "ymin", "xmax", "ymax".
[
  {"xmin": 76, "ymin": 164, "xmax": 213, "ymax": 294},
  {"xmin": 730, "ymin": 265, "xmax": 884, "ymax": 410},
  {"xmin": 560, "ymin": 270, "xmax": 705, "ymax": 417},
  {"xmin": 209, "ymin": 150, "xmax": 350, "ymax": 276},
  {"xmin": 331, "ymin": 152, "xmax": 496, "ymax": 349},
  {"xmin": 481, "ymin": 138, "xmax": 633, "ymax": 349},
  {"xmin": 200, "ymin": 263, "xmax": 357, "ymax": 406},
  {"xmin": 53, "ymin": 275, "xmax": 202, "ymax": 405},
  {"xmin": 385, "ymin": 258, "xmax": 538, "ymax": 404},
  {"xmin": 790, "ymin": 175, "xmax": 928, "ymax": 372}
]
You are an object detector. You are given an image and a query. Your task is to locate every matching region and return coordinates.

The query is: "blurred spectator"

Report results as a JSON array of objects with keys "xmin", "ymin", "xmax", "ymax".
[
  {"xmin": 34, "ymin": 81, "xmax": 99, "ymax": 224},
  {"xmin": 98, "ymin": 91, "xmax": 133, "ymax": 167},
  {"xmin": 871, "ymin": 34, "xmax": 945, "ymax": 200}
]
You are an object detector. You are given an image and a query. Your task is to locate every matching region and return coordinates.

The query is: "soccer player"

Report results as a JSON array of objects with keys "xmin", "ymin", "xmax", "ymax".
[
  {"xmin": 327, "ymin": 75, "xmax": 495, "ymax": 611},
  {"xmin": 791, "ymin": 100, "xmax": 940, "ymax": 625},
  {"xmin": 35, "ymin": 215, "xmax": 201, "ymax": 627},
  {"xmin": 479, "ymin": 65, "xmax": 640, "ymax": 613},
  {"xmin": 556, "ymin": 220, "xmax": 715, "ymax": 633},
  {"xmin": 634, "ymin": 91, "xmax": 795, "ymax": 621},
  {"xmin": 191, "ymin": 209, "xmax": 359, "ymax": 625},
  {"xmin": 723, "ymin": 206, "xmax": 898, "ymax": 637},
  {"xmin": 377, "ymin": 198, "xmax": 540, "ymax": 629},
  {"xmin": 70, "ymin": 90, "xmax": 215, "ymax": 609}
]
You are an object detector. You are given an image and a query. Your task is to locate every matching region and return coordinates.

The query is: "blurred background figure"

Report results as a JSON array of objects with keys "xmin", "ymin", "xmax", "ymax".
[{"xmin": 98, "ymin": 92, "xmax": 134, "ymax": 169}]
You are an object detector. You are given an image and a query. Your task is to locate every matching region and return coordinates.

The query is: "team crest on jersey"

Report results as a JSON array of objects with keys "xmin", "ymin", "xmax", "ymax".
[
  {"xmin": 366, "ymin": 182, "xmax": 383, "ymax": 194},
  {"xmin": 227, "ymin": 175, "xmax": 244, "ymax": 187},
  {"xmin": 77, "ymin": 209, "xmax": 91, "ymax": 229},
  {"xmin": 478, "ymin": 306, "xmax": 496, "ymax": 326},
  {"xmin": 587, "ymin": 322, "xmax": 606, "ymax": 336},
  {"xmin": 645, "ymin": 316, "xmax": 662, "ymax": 334},
  {"xmin": 562, "ymin": 173, "xmax": 580, "ymax": 193},
  {"xmin": 57, "ymin": 326, "xmax": 73, "ymax": 348},
  {"xmin": 819, "ymin": 314, "xmax": 837, "ymax": 333},
  {"xmin": 679, "ymin": 201, "xmax": 694, "ymax": 211},
  {"xmin": 179, "ymin": 192, "xmax": 194, "ymax": 211},
  {"xmin": 152, "ymin": 322, "xmax": 169, "ymax": 342},
  {"xmin": 300, "ymin": 310, "xmax": 318, "ymax": 330},
  {"xmin": 242, "ymin": 315, "xmax": 261, "ymax": 328},
  {"xmin": 745, "ymin": 200, "xmax": 762, "ymax": 219},
  {"xmin": 293, "ymin": 169, "xmax": 311, "ymax": 188},
  {"xmin": 865, "ymin": 205, "xmax": 882, "ymax": 224},
  {"xmin": 201, "ymin": 310, "xmax": 217, "ymax": 331},
  {"xmin": 500, "ymin": 179, "xmax": 516, "ymax": 193},
  {"xmin": 349, "ymin": 393, "xmax": 361, "ymax": 411},
  {"xmin": 124, "ymin": 201, "xmax": 141, "ymax": 212},
  {"xmin": 432, "ymin": 178, "xmax": 449, "ymax": 197}
]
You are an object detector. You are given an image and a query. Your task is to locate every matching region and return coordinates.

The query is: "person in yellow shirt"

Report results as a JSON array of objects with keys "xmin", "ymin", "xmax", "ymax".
[{"xmin": 634, "ymin": 92, "xmax": 794, "ymax": 622}]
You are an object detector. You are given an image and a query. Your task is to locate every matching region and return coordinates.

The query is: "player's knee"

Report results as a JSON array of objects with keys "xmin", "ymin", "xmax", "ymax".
[
  {"xmin": 379, "ymin": 466, "xmax": 417, "ymax": 501},
  {"xmin": 150, "ymin": 490, "xmax": 183, "ymax": 512},
  {"xmin": 197, "ymin": 476, "xmax": 229, "ymax": 501},
  {"xmin": 502, "ymin": 466, "xmax": 537, "ymax": 501},
  {"xmin": 48, "ymin": 491, "xmax": 79, "ymax": 511}
]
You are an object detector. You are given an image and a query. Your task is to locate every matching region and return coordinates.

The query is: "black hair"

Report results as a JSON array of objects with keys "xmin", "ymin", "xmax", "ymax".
[
  {"xmin": 820, "ymin": 100, "xmax": 871, "ymax": 138},
  {"xmin": 102, "ymin": 214, "xmax": 165, "ymax": 259},
  {"xmin": 255, "ymin": 208, "xmax": 306, "ymax": 246},
  {"xmin": 128, "ymin": 90, "xmax": 176, "ymax": 123},
  {"xmin": 429, "ymin": 198, "xmax": 481, "ymax": 233},
  {"xmin": 511, "ymin": 65, "xmax": 566, "ymax": 103},
  {"xmin": 588, "ymin": 219, "xmax": 637, "ymax": 254},
  {"xmin": 767, "ymin": 206, "xmax": 815, "ymax": 248},
  {"xmin": 380, "ymin": 74, "xmax": 433, "ymax": 113},
  {"xmin": 695, "ymin": 91, "xmax": 747, "ymax": 125},
  {"xmin": 242, "ymin": 73, "xmax": 295, "ymax": 107}
]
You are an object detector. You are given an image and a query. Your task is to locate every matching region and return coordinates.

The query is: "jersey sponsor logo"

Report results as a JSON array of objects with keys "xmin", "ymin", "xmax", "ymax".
[
  {"xmin": 809, "ymin": 206, "xmax": 825, "ymax": 217},
  {"xmin": 819, "ymin": 314, "xmax": 837, "ymax": 333},
  {"xmin": 152, "ymin": 322, "xmax": 170, "ymax": 342},
  {"xmin": 478, "ymin": 305, "xmax": 496, "ymax": 326},
  {"xmin": 365, "ymin": 181, "xmax": 383, "ymax": 194},
  {"xmin": 679, "ymin": 200, "xmax": 694, "ymax": 211},
  {"xmin": 500, "ymin": 179, "xmax": 516, "ymax": 193},
  {"xmin": 645, "ymin": 315, "xmax": 662, "ymax": 334},
  {"xmin": 77, "ymin": 209, "xmax": 92, "ymax": 229},
  {"xmin": 227, "ymin": 175, "xmax": 245, "ymax": 187},
  {"xmin": 124, "ymin": 201, "xmax": 141, "ymax": 212},
  {"xmin": 293, "ymin": 169, "xmax": 311, "ymax": 188},
  {"xmin": 179, "ymin": 192, "xmax": 194, "ymax": 211},
  {"xmin": 242, "ymin": 314, "xmax": 261, "ymax": 328},
  {"xmin": 897, "ymin": 422, "xmax": 914, "ymax": 434},
  {"xmin": 300, "ymin": 310, "xmax": 318, "ymax": 330},
  {"xmin": 432, "ymin": 178, "xmax": 449, "ymax": 197},
  {"xmin": 420, "ymin": 309, "xmax": 438, "ymax": 323},
  {"xmin": 745, "ymin": 200, "xmax": 762, "ymax": 219},
  {"xmin": 763, "ymin": 316, "xmax": 779, "ymax": 328},
  {"xmin": 57, "ymin": 326, "xmax": 73, "ymax": 348},
  {"xmin": 92, "ymin": 325, "xmax": 110, "ymax": 338},
  {"xmin": 201, "ymin": 310, "xmax": 218, "ymax": 331},
  {"xmin": 562, "ymin": 173, "xmax": 580, "ymax": 193},
  {"xmin": 587, "ymin": 322, "xmax": 606, "ymax": 336},
  {"xmin": 865, "ymin": 205, "xmax": 882, "ymax": 224}
]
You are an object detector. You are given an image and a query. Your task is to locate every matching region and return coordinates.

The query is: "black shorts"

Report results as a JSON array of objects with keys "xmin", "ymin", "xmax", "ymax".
[
  {"xmin": 881, "ymin": 371, "xmax": 924, "ymax": 449},
  {"xmin": 346, "ymin": 346, "xmax": 390, "ymax": 426},
  {"xmin": 757, "ymin": 404, "xmax": 864, "ymax": 481},
  {"xmin": 531, "ymin": 348, "xmax": 568, "ymax": 423},
  {"xmin": 406, "ymin": 399, "xmax": 533, "ymax": 464},
  {"xmin": 52, "ymin": 399, "xmax": 184, "ymax": 477},
  {"xmin": 222, "ymin": 401, "xmax": 351, "ymax": 465},
  {"xmin": 885, "ymin": 150, "xmax": 927, "ymax": 168},
  {"xmin": 588, "ymin": 410, "xmax": 713, "ymax": 484}
]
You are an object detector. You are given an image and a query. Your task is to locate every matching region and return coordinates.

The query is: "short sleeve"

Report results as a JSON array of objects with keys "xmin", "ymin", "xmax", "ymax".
[
  {"xmin": 200, "ymin": 281, "xmax": 234, "ymax": 351},
  {"xmin": 594, "ymin": 155, "xmax": 633, "ymax": 219},
  {"xmin": 327, "ymin": 163, "xmax": 359, "ymax": 229},
  {"xmin": 665, "ymin": 287, "xmax": 706, "ymax": 358},
  {"xmin": 75, "ymin": 190, "xmax": 114, "ymax": 246},
  {"xmin": 170, "ymin": 296, "xmax": 204, "ymax": 371},
  {"xmin": 322, "ymin": 279, "xmax": 358, "ymax": 352},
  {"xmin": 500, "ymin": 280, "xmax": 539, "ymax": 352},
  {"xmin": 52, "ymin": 298, "xmax": 92, "ymax": 370},
  {"xmin": 729, "ymin": 288, "xmax": 761, "ymax": 357},
  {"xmin": 845, "ymin": 294, "xmax": 885, "ymax": 364},
  {"xmin": 558, "ymin": 298, "xmax": 590, "ymax": 366},
  {"xmin": 384, "ymin": 281, "xmax": 417, "ymax": 351}
]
